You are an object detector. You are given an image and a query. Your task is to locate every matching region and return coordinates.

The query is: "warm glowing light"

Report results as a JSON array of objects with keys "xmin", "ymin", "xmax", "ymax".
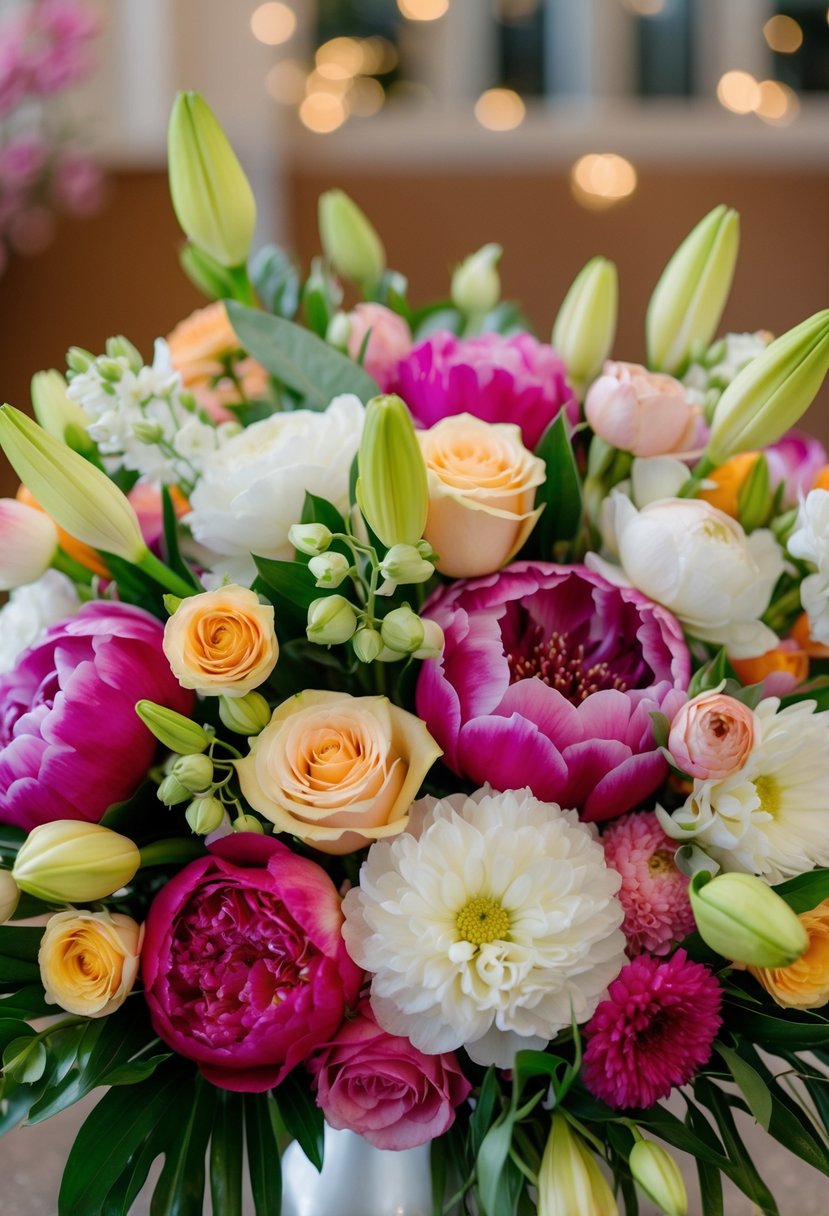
[
  {"xmin": 717, "ymin": 70, "xmax": 761, "ymax": 114},
  {"xmin": 299, "ymin": 92, "xmax": 348, "ymax": 134},
  {"xmin": 349, "ymin": 77, "xmax": 386, "ymax": 118},
  {"xmin": 755, "ymin": 79, "xmax": 800, "ymax": 125},
  {"xmin": 265, "ymin": 59, "xmax": 306, "ymax": 105},
  {"xmin": 360, "ymin": 37, "xmax": 399, "ymax": 75},
  {"xmin": 305, "ymin": 69, "xmax": 351, "ymax": 97},
  {"xmin": 570, "ymin": 153, "xmax": 637, "ymax": 210},
  {"xmin": 397, "ymin": 0, "xmax": 449, "ymax": 20},
  {"xmin": 620, "ymin": 0, "xmax": 666, "ymax": 14},
  {"xmin": 763, "ymin": 14, "xmax": 803, "ymax": 53},
  {"xmin": 250, "ymin": 2, "xmax": 296, "ymax": 46},
  {"xmin": 315, "ymin": 37, "xmax": 364, "ymax": 80},
  {"xmin": 474, "ymin": 88, "xmax": 526, "ymax": 131}
]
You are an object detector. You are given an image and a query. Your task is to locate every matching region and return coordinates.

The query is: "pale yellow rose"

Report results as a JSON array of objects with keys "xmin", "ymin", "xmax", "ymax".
[
  {"xmin": 418, "ymin": 413, "xmax": 545, "ymax": 578},
  {"xmin": 163, "ymin": 585, "xmax": 278, "ymax": 697},
  {"xmin": 236, "ymin": 690, "xmax": 442, "ymax": 855},
  {"xmin": 749, "ymin": 899, "xmax": 829, "ymax": 1009},
  {"xmin": 39, "ymin": 909, "xmax": 143, "ymax": 1017}
]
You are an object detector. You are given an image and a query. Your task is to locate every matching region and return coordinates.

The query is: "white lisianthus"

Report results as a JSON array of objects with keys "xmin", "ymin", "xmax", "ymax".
[
  {"xmin": 658, "ymin": 698, "xmax": 829, "ymax": 883},
  {"xmin": 587, "ymin": 493, "xmax": 783, "ymax": 658},
  {"xmin": 788, "ymin": 488, "xmax": 829, "ymax": 646},
  {"xmin": 187, "ymin": 394, "xmax": 365, "ymax": 585},
  {"xmin": 342, "ymin": 786, "xmax": 625, "ymax": 1069},
  {"xmin": 0, "ymin": 571, "xmax": 81, "ymax": 673}
]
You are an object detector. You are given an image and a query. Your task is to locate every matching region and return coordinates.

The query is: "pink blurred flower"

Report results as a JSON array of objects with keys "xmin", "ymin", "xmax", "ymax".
[
  {"xmin": 585, "ymin": 361, "xmax": 702, "ymax": 458},
  {"xmin": 0, "ymin": 135, "xmax": 47, "ymax": 185},
  {"xmin": 582, "ymin": 950, "xmax": 722, "ymax": 1109},
  {"xmin": 416, "ymin": 561, "xmax": 689, "ymax": 822},
  {"xmin": 346, "ymin": 303, "xmax": 412, "ymax": 393},
  {"xmin": 309, "ymin": 999, "xmax": 470, "ymax": 1150},
  {"xmin": 766, "ymin": 430, "xmax": 827, "ymax": 508},
  {"xmin": 24, "ymin": 0, "xmax": 99, "ymax": 94},
  {"xmin": 52, "ymin": 153, "xmax": 104, "ymax": 214},
  {"xmin": 602, "ymin": 812, "xmax": 695, "ymax": 956},
  {"xmin": 394, "ymin": 331, "xmax": 578, "ymax": 449},
  {"xmin": 142, "ymin": 834, "xmax": 363, "ymax": 1092}
]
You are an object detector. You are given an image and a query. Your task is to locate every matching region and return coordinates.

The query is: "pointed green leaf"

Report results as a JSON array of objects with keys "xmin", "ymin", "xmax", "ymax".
[
  {"xmin": 275, "ymin": 1070, "xmax": 324, "ymax": 1171},
  {"xmin": 150, "ymin": 1073, "xmax": 216, "ymax": 1215},
  {"xmin": 3, "ymin": 1035, "xmax": 47, "ymax": 1083},
  {"xmin": 244, "ymin": 1092, "xmax": 283, "ymax": 1216},
  {"xmin": 533, "ymin": 413, "xmax": 582, "ymax": 555},
  {"xmin": 717, "ymin": 1043, "xmax": 772, "ymax": 1130},
  {"xmin": 210, "ymin": 1090, "xmax": 244, "ymax": 1216}
]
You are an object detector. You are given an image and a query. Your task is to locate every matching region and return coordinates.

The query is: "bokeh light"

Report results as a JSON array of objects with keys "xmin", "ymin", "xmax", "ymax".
[
  {"xmin": 474, "ymin": 88, "xmax": 526, "ymax": 131},
  {"xmin": 755, "ymin": 79, "xmax": 800, "ymax": 125},
  {"xmin": 349, "ymin": 77, "xmax": 386, "ymax": 118},
  {"xmin": 299, "ymin": 92, "xmax": 347, "ymax": 134},
  {"xmin": 315, "ymin": 37, "xmax": 364, "ymax": 80},
  {"xmin": 265, "ymin": 59, "xmax": 306, "ymax": 105},
  {"xmin": 570, "ymin": 153, "xmax": 637, "ymax": 209},
  {"xmin": 717, "ymin": 70, "xmax": 761, "ymax": 114},
  {"xmin": 360, "ymin": 37, "xmax": 399, "ymax": 75},
  {"xmin": 763, "ymin": 14, "xmax": 803, "ymax": 54},
  {"xmin": 250, "ymin": 2, "xmax": 296, "ymax": 46},
  {"xmin": 397, "ymin": 0, "xmax": 449, "ymax": 20}
]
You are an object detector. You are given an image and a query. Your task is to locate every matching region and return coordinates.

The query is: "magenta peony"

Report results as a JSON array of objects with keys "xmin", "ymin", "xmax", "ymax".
[
  {"xmin": 142, "ymin": 834, "xmax": 363, "ymax": 1092},
  {"xmin": 0, "ymin": 602, "xmax": 192, "ymax": 830},
  {"xmin": 393, "ymin": 331, "xmax": 578, "ymax": 449},
  {"xmin": 416, "ymin": 562, "xmax": 689, "ymax": 822},
  {"xmin": 309, "ymin": 999, "xmax": 471, "ymax": 1150}
]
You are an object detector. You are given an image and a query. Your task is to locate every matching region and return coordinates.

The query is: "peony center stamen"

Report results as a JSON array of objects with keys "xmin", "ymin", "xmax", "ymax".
[
  {"xmin": 755, "ymin": 774, "xmax": 781, "ymax": 818},
  {"xmin": 456, "ymin": 896, "xmax": 510, "ymax": 946},
  {"xmin": 507, "ymin": 627, "xmax": 628, "ymax": 702}
]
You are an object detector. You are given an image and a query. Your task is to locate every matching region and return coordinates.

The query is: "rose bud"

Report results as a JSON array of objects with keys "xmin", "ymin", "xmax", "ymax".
[{"xmin": 668, "ymin": 690, "xmax": 757, "ymax": 780}]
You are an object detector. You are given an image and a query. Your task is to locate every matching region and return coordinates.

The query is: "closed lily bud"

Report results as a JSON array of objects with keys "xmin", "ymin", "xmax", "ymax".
[
  {"xmin": 158, "ymin": 773, "xmax": 191, "ymax": 806},
  {"xmin": 233, "ymin": 813, "xmax": 264, "ymax": 835},
  {"xmin": 0, "ymin": 871, "xmax": 20, "ymax": 923},
  {"xmin": 356, "ymin": 395, "xmax": 429, "ymax": 548},
  {"xmin": 309, "ymin": 551, "xmax": 351, "ymax": 588},
  {"xmin": 451, "ymin": 242, "xmax": 502, "ymax": 316},
  {"xmin": 168, "ymin": 91, "xmax": 256, "ymax": 268},
  {"xmin": 31, "ymin": 370, "xmax": 92, "ymax": 452},
  {"xmin": 318, "ymin": 189, "xmax": 385, "ymax": 289},
  {"xmin": 307, "ymin": 595, "xmax": 358, "ymax": 646},
  {"xmin": 647, "ymin": 205, "xmax": 740, "ymax": 375},
  {"xmin": 219, "ymin": 691, "xmax": 271, "ymax": 735},
  {"xmin": 135, "ymin": 700, "xmax": 211, "ymax": 755},
  {"xmin": 539, "ymin": 1114, "xmax": 619, "ymax": 1216},
  {"xmin": 690, "ymin": 871, "xmax": 808, "ymax": 967},
  {"xmin": 352, "ymin": 626, "xmax": 384, "ymax": 664},
  {"xmin": 289, "ymin": 522, "xmax": 333, "ymax": 556},
  {"xmin": 171, "ymin": 753, "xmax": 214, "ymax": 794},
  {"xmin": 13, "ymin": 821, "xmax": 140, "ymax": 902},
  {"xmin": 179, "ymin": 242, "xmax": 241, "ymax": 300},
  {"xmin": 381, "ymin": 605, "xmax": 425, "ymax": 654},
  {"xmin": 629, "ymin": 1141, "xmax": 687, "ymax": 1216},
  {"xmin": 379, "ymin": 543, "xmax": 435, "ymax": 585},
  {"xmin": 552, "ymin": 256, "xmax": 618, "ymax": 398},
  {"xmin": 0, "ymin": 497, "xmax": 57, "ymax": 591},
  {"xmin": 185, "ymin": 796, "xmax": 225, "ymax": 835},
  {"xmin": 413, "ymin": 618, "xmax": 445, "ymax": 660}
]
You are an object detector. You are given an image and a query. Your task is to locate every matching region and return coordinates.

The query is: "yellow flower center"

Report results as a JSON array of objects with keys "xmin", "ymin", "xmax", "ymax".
[
  {"xmin": 456, "ymin": 896, "xmax": 510, "ymax": 946},
  {"xmin": 648, "ymin": 849, "xmax": 674, "ymax": 875},
  {"xmin": 755, "ymin": 774, "xmax": 781, "ymax": 818},
  {"xmin": 701, "ymin": 518, "xmax": 736, "ymax": 545}
]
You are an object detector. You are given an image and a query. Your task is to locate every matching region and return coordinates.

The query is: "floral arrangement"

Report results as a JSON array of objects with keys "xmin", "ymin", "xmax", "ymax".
[{"xmin": 1, "ymin": 90, "xmax": 829, "ymax": 1216}]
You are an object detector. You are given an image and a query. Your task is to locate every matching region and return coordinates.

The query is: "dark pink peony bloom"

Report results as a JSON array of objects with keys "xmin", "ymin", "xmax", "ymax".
[
  {"xmin": 393, "ymin": 331, "xmax": 578, "ymax": 449},
  {"xmin": 416, "ymin": 562, "xmax": 689, "ymax": 821},
  {"xmin": 142, "ymin": 835, "xmax": 363, "ymax": 1092},
  {"xmin": 765, "ymin": 430, "xmax": 827, "ymax": 507},
  {"xmin": 581, "ymin": 950, "xmax": 722, "ymax": 1109},
  {"xmin": 601, "ymin": 812, "xmax": 695, "ymax": 956},
  {"xmin": 0, "ymin": 602, "xmax": 193, "ymax": 830},
  {"xmin": 309, "ymin": 1000, "xmax": 470, "ymax": 1150}
]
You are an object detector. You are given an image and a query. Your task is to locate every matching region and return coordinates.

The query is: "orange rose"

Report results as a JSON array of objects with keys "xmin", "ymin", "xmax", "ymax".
[
  {"xmin": 163, "ymin": 585, "xmax": 278, "ymax": 696},
  {"xmin": 749, "ymin": 899, "xmax": 829, "ymax": 1009},
  {"xmin": 698, "ymin": 451, "xmax": 759, "ymax": 519},
  {"xmin": 731, "ymin": 641, "xmax": 808, "ymax": 688}
]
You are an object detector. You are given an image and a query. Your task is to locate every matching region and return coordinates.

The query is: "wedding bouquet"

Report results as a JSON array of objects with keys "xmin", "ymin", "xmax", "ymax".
[{"xmin": 1, "ymin": 91, "xmax": 829, "ymax": 1216}]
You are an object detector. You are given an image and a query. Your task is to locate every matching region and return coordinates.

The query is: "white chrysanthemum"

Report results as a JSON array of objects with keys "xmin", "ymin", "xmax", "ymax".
[
  {"xmin": 789, "ymin": 489, "xmax": 829, "ymax": 646},
  {"xmin": 0, "ymin": 571, "xmax": 81, "ymax": 673},
  {"xmin": 341, "ymin": 786, "xmax": 625, "ymax": 1068},
  {"xmin": 658, "ymin": 698, "xmax": 829, "ymax": 883}
]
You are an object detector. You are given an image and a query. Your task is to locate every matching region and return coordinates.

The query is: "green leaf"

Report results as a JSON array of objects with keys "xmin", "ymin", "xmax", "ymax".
[
  {"xmin": 300, "ymin": 491, "xmax": 346, "ymax": 536},
  {"xmin": 477, "ymin": 1114, "xmax": 516, "ymax": 1216},
  {"xmin": 160, "ymin": 485, "xmax": 201, "ymax": 593},
  {"xmin": 210, "ymin": 1091, "xmax": 244, "ymax": 1216},
  {"xmin": 0, "ymin": 1016, "xmax": 35, "ymax": 1054},
  {"xmin": 244, "ymin": 1092, "xmax": 283, "ymax": 1216},
  {"xmin": 774, "ymin": 869, "xmax": 829, "ymax": 914},
  {"xmin": 0, "ymin": 925, "xmax": 44, "ymax": 962},
  {"xmin": 0, "ymin": 824, "xmax": 26, "ymax": 864},
  {"xmin": 725, "ymin": 1006, "xmax": 829, "ymax": 1049},
  {"xmin": 150, "ymin": 1073, "xmax": 216, "ymax": 1216},
  {"xmin": 687, "ymin": 649, "xmax": 730, "ymax": 698},
  {"xmin": 470, "ymin": 1068, "xmax": 501, "ymax": 1156},
  {"xmin": 716, "ymin": 1043, "xmax": 772, "ymax": 1130},
  {"xmin": 227, "ymin": 301, "xmax": 380, "ymax": 408},
  {"xmin": 253, "ymin": 556, "xmax": 329, "ymax": 637},
  {"xmin": 533, "ymin": 413, "xmax": 582, "ymax": 555},
  {"xmin": 0, "ymin": 984, "xmax": 51, "ymax": 1018},
  {"xmin": 249, "ymin": 244, "xmax": 301, "ymax": 318},
  {"xmin": 693, "ymin": 1077, "xmax": 780, "ymax": 1215},
  {"xmin": 685, "ymin": 1099, "xmax": 724, "ymax": 1216},
  {"xmin": 275, "ymin": 1069, "xmax": 324, "ymax": 1171},
  {"xmin": 3, "ymin": 1034, "xmax": 46, "ymax": 1083}
]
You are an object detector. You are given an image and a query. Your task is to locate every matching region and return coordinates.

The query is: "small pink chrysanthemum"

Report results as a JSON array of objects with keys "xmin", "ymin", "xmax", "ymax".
[
  {"xmin": 582, "ymin": 950, "xmax": 722, "ymax": 1110},
  {"xmin": 602, "ymin": 812, "xmax": 695, "ymax": 956}
]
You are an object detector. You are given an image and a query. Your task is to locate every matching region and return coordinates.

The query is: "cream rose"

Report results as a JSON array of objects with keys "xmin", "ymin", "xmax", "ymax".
[
  {"xmin": 418, "ymin": 413, "xmax": 545, "ymax": 578},
  {"xmin": 39, "ymin": 909, "xmax": 143, "ymax": 1017},
  {"xmin": 236, "ymin": 690, "xmax": 442, "ymax": 855},
  {"xmin": 163, "ymin": 585, "xmax": 278, "ymax": 697}
]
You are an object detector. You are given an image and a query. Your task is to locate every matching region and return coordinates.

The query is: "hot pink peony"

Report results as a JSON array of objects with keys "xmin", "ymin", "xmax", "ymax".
[
  {"xmin": 142, "ymin": 834, "xmax": 363, "ymax": 1092},
  {"xmin": 416, "ymin": 562, "xmax": 689, "ymax": 821},
  {"xmin": 0, "ymin": 602, "xmax": 193, "ymax": 830},
  {"xmin": 393, "ymin": 331, "xmax": 578, "ymax": 449},
  {"xmin": 309, "ymin": 1000, "xmax": 470, "ymax": 1150},
  {"xmin": 602, "ymin": 812, "xmax": 695, "ymax": 956}
]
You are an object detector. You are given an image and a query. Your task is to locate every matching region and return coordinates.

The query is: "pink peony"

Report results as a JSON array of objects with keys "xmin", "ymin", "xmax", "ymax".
[
  {"xmin": 394, "ymin": 331, "xmax": 578, "ymax": 449},
  {"xmin": 416, "ymin": 561, "xmax": 689, "ymax": 821},
  {"xmin": 601, "ymin": 812, "xmax": 695, "ymax": 956},
  {"xmin": 582, "ymin": 949, "xmax": 722, "ymax": 1109},
  {"xmin": 346, "ymin": 303, "xmax": 412, "ymax": 393},
  {"xmin": 668, "ymin": 691, "xmax": 756, "ymax": 780},
  {"xmin": 0, "ymin": 602, "xmax": 193, "ymax": 830},
  {"xmin": 142, "ymin": 834, "xmax": 363, "ymax": 1092},
  {"xmin": 309, "ymin": 1000, "xmax": 470, "ymax": 1150}
]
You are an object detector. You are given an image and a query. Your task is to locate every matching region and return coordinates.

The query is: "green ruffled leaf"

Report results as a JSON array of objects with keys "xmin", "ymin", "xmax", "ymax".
[{"xmin": 244, "ymin": 1092, "xmax": 283, "ymax": 1216}]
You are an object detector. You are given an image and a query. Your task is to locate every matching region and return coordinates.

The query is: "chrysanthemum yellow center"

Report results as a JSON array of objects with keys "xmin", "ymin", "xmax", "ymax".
[
  {"xmin": 648, "ymin": 849, "xmax": 674, "ymax": 875},
  {"xmin": 755, "ymin": 774, "xmax": 781, "ymax": 818},
  {"xmin": 456, "ymin": 896, "xmax": 510, "ymax": 946}
]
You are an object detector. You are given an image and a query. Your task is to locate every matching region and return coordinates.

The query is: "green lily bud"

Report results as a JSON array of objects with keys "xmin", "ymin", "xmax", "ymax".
[
  {"xmin": 185, "ymin": 796, "xmax": 225, "ymax": 836},
  {"xmin": 356, "ymin": 395, "xmax": 429, "ymax": 548},
  {"xmin": 132, "ymin": 420, "xmax": 165, "ymax": 445},
  {"xmin": 451, "ymin": 243, "xmax": 502, "ymax": 316},
  {"xmin": 158, "ymin": 773, "xmax": 191, "ymax": 806},
  {"xmin": 307, "ymin": 595, "xmax": 358, "ymax": 646},
  {"xmin": 13, "ymin": 821, "xmax": 140, "ymax": 902},
  {"xmin": 233, "ymin": 813, "xmax": 264, "ymax": 835},
  {"xmin": 318, "ymin": 189, "xmax": 385, "ymax": 289},
  {"xmin": 0, "ymin": 871, "xmax": 20, "ymax": 924},
  {"xmin": 171, "ymin": 753, "xmax": 214, "ymax": 794},
  {"xmin": 309, "ymin": 551, "xmax": 351, "ymax": 589},
  {"xmin": 689, "ymin": 871, "xmax": 808, "ymax": 967},
  {"xmin": 168, "ymin": 91, "xmax": 256, "ymax": 269},
  {"xmin": 180, "ymin": 242, "xmax": 241, "ymax": 300},
  {"xmin": 326, "ymin": 311, "xmax": 351, "ymax": 350},
  {"xmin": 135, "ymin": 700, "xmax": 211, "ymax": 755},
  {"xmin": 30, "ymin": 370, "xmax": 92, "ymax": 451},
  {"xmin": 219, "ymin": 691, "xmax": 272, "ymax": 735},
  {"xmin": 105, "ymin": 336, "xmax": 143, "ymax": 372},
  {"xmin": 629, "ymin": 1140, "xmax": 687, "ymax": 1216},
  {"xmin": 381, "ymin": 605, "xmax": 425, "ymax": 655},
  {"xmin": 705, "ymin": 309, "xmax": 829, "ymax": 466},
  {"xmin": 647, "ymin": 205, "xmax": 740, "ymax": 375},
  {"xmin": 66, "ymin": 346, "xmax": 94, "ymax": 374},
  {"xmin": 413, "ymin": 619, "xmax": 444, "ymax": 660},
  {"xmin": 552, "ymin": 256, "xmax": 618, "ymax": 398},
  {"xmin": 538, "ymin": 1115, "xmax": 618, "ymax": 1216},
  {"xmin": 289, "ymin": 522, "xmax": 332, "ymax": 556},
  {"xmin": 379, "ymin": 543, "xmax": 435, "ymax": 585},
  {"xmin": 352, "ymin": 626, "xmax": 384, "ymax": 664},
  {"xmin": 736, "ymin": 452, "xmax": 772, "ymax": 532}
]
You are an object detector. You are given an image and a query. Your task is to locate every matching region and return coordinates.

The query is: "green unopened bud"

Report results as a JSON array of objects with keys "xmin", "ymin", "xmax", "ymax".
[
  {"xmin": 97, "ymin": 357, "xmax": 125, "ymax": 383},
  {"xmin": 185, "ymin": 796, "xmax": 226, "ymax": 835},
  {"xmin": 356, "ymin": 395, "xmax": 428, "ymax": 548},
  {"xmin": 307, "ymin": 595, "xmax": 358, "ymax": 646},
  {"xmin": 451, "ymin": 243, "xmax": 502, "ymax": 316},
  {"xmin": 629, "ymin": 1141, "xmax": 687, "ymax": 1216},
  {"xmin": 326, "ymin": 311, "xmax": 352, "ymax": 350},
  {"xmin": 552, "ymin": 256, "xmax": 618, "ymax": 398},
  {"xmin": 31, "ymin": 370, "xmax": 91, "ymax": 451},
  {"xmin": 158, "ymin": 773, "xmax": 191, "ymax": 806},
  {"xmin": 412, "ymin": 619, "xmax": 444, "ymax": 660},
  {"xmin": 689, "ymin": 871, "xmax": 808, "ymax": 967},
  {"xmin": 289, "ymin": 522, "xmax": 333, "ymax": 556},
  {"xmin": 538, "ymin": 1115, "xmax": 618, "ymax": 1216},
  {"xmin": 309, "ymin": 551, "xmax": 350, "ymax": 588},
  {"xmin": 219, "ymin": 691, "xmax": 272, "ymax": 735},
  {"xmin": 233, "ymin": 813, "xmax": 264, "ymax": 835},
  {"xmin": 647, "ymin": 204, "xmax": 740, "ymax": 375},
  {"xmin": 172, "ymin": 753, "xmax": 214, "ymax": 794},
  {"xmin": 105, "ymin": 336, "xmax": 143, "ymax": 372},
  {"xmin": 352, "ymin": 626, "xmax": 384, "ymax": 664},
  {"xmin": 0, "ymin": 871, "xmax": 20, "ymax": 923},
  {"xmin": 133, "ymin": 420, "xmax": 165, "ymax": 444},
  {"xmin": 736, "ymin": 452, "xmax": 772, "ymax": 532},
  {"xmin": 66, "ymin": 346, "xmax": 94, "ymax": 374},
  {"xmin": 380, "ymin": 605, "xmax": 425, "ymax": 654},
  {"xmin": 168, "ymin": 91, "xmax": 256, "ymax": 268},
  {"xmin": 135, "ymin": 700, "xmax": 211, "ymax": 754},
  {"xmin": 13, "ymin": 821, "xmax": 140, "ymax": 902},
  {"xmin": 318, "ymin": 189, "xmax": 385, "ymax": 289},
  {"xmin": 180, "ymin": 242, "xmax": 241, "ymax": 300},
  {"xmin": 379, "ymin": 543, "xmax": 435, "ymax": 585}
]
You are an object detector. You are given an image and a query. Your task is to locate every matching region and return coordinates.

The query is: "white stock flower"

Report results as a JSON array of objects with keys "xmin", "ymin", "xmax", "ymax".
[
  {"xmin": 0, "ymin": 571, "xmax": 81, "ymax": 673},
  {"xmin": 658, "ymin": 698, "xmax": 829, "ymax": 882},
  {"xmin": 684, "ymin": 331, "xmax": 772, "ymax": 395},
  {"xmin": 788, "ymin": 489, "xmax": 829, "ymax": 646},
  {"xmin": 342, "ymin": 786, "xmax": 625, "ymax": 1069}
]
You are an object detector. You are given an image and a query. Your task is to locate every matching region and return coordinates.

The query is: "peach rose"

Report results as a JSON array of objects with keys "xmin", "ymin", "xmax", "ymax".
[
  {"xmin": 345, "ymin": 303, "xmax": 412, "ymax": 392},
  {"xmin": 585, "ymin": 360, "xmax": 701, "ymax": 457},
  {"xmin": 418, "ymin": 413, "xmax": 545, "ymax": 579},
  {"xmin": 668, "ymin": 691, "xmax": 756, "ymax": 780},
  {"xmin": 39, "ymin": 909, "xmax": 143, "ymax": 1017},
  {"xmin": 163, "ymin": 585, "xmax": 278, "ymax": 697},
  {"xmin": 236, "ymin": 690, "xmax": 442, "ymax": 855},
  {"xmin": 749, "ymin": 899, "xmax": 829, "ymax": 1009},
  {"xmin": 167, "ymin": 302, "xmax": 267, "ymax": 422}
]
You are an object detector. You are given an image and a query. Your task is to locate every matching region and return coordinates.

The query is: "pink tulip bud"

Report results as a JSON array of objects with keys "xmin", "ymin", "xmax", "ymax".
[
  {"xmin": 0, "ymin": 498, "xmax": 58, "ymax": 590},
  {"xmin": 585, "ymin": 360, "xmax": 701, "ymax": 457}
]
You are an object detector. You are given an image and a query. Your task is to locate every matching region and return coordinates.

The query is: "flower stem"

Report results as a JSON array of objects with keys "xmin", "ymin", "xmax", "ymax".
[
  {"xmin": 135, "ymin": 548, "xmax": 197, "ymax": 599},
  {"xmin": 52, "ymin": 549, "xmax": 94, "ymax": 585},
  {"xmin": 677, "ymin": 455, "xmax": 716, "ymax": 499}
]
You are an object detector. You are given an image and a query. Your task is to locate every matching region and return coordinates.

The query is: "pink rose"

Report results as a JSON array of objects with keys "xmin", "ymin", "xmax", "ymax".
[
  {"xmin": 668, "ymin": 691, "xmax": 756, "ymax": 780},
  {"xmin": 309, "ymin": 1000, "xmax": 470, "ymax": 1150},
  {"xmin": 585, "ymin": 360, "xmax": 701, "ymax": 457},
  {"xmin": 346, "ymin": 303, "xmax": 412, "ymax": 392}
]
